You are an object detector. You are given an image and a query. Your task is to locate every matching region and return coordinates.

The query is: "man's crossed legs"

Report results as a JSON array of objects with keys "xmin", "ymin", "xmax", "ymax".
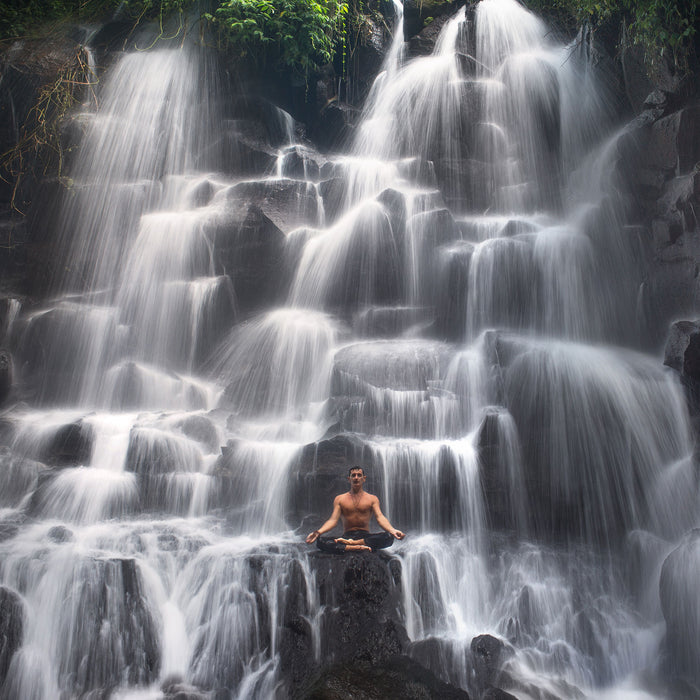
[{"xmin": 315, "ymin": 529, "xmax": 394, "ymax": 554}]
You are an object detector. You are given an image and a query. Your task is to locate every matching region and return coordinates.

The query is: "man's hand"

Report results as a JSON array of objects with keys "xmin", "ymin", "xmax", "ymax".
[
  {"xmin": 306, "ymin": 530, "xmax": 320, "ymax": 544},
  {"xmin": 391, "ymin": 529, "xmax": 405, "ymax": 540}
]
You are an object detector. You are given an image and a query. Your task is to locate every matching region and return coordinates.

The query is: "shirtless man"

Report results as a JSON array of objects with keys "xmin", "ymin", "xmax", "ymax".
[{"xmin": 305, "ymin": 466, "xmax": 405, "ymax": 553}]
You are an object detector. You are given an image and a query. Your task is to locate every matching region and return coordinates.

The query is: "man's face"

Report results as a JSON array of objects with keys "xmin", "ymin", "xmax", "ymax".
[{"xmin": 348, "ymin": 470, "xmax": 366, "ymax": 487}]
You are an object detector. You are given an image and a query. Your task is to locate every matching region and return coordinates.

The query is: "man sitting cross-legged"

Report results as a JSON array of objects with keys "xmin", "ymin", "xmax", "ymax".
[{"xmin": 305, "ymin": 466, "xmax": 405, "ymax": 553}]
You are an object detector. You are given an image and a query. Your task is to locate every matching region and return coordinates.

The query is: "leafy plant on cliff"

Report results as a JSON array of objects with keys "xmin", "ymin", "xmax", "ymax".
[
  {"xmin": 0, "ymin": 47, "xmax": 96, "ymax": 213},
  {"xmin": 528, "ymin": 0, "xmax": 697, "ymax": 74},
  {"xmin": 205, "ymin": 0, "xmax": 348, "ymax": 73},
  {"xmin": 0, "ymin": 0, "xmax": 196, "ymax": 41}
]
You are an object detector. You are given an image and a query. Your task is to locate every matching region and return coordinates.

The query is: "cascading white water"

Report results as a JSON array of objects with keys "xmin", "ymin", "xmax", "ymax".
[{"xmin": 1, "ymin": 1, "xmax": 697, "ymax": 698}]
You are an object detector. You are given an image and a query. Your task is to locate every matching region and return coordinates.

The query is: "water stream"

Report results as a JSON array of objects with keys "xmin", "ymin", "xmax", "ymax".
[{"xmin": 1, "ymin": 0, "xmax": 696, "ymax": 698}]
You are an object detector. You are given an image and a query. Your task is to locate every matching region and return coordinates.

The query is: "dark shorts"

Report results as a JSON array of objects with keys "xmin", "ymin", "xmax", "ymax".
[{"xmin": 316, "ymin": 529, "xmax": 394, "ymax": 554}]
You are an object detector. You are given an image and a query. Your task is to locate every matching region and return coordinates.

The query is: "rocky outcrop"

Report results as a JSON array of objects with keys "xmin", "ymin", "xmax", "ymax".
[
  {"xmin": 659, "ymin": 529, "xmax": 700, "ymax": 695},
  {"xmin": 279, "ymin": 552, "xmax": 406, "ymax": 693},
  {"xmin": 43, "ymin": 420, "xmax": 94, "ymax": 467},
  {"xmin": 470, "ymin": 635, "xmax": 514, "ymax": 699},
  {"xmin": 207, "ymin": 203, "xmax": 287, "ymax": 315},
  {"xmin": 619, "ymin": 86, "xmax": 700, "ymax": 348},
  {"xmin": 0, "ymin": 586, "xmax": 24, "ymax": 687},
  {"xmin": 403, "ymin": 0, "xmax": 460, "ymax": 42},
  {"xmin": 664, "ymin": 320, "xmax": 700, "ymax": 417},
  {"xmin": 301, "ymin": 655, "xmax": 470, "ymax": 699},
  {"xmin": 282, "ymin": 551, "xmax": 474, "ymax": 699},
  {"xmin": 0, "ymin": 35, "xmax": 90, "ymax": 297}
]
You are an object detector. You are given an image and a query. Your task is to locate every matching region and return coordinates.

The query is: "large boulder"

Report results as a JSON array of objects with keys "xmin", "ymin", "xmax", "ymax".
[
  {"xmin": 36, "ymin": 420, "xmax": 94, "ymax": 468},
  {"xmin": 470, "ymin": 634, "xmax": 512, "ymax": 698},
  {"xmin": 302, "ymin": 553, "xmax": 407, "ymax": 666},
  {"xmin": 311, "ymin": 101, "xmax": 361, "ymax": 153},
  {"xmin": 207, "ymin": 203, "xmax": 287, "ymax": 314},
  {"xmin": 278, "ymin": 551, "xmax": 421, "ymax": 696}
]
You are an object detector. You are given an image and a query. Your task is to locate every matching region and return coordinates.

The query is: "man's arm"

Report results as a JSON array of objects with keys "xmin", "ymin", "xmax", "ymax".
[
  {"xmin": 306, "ymin": 497, "xmax": 342, "ymax": 543},
  {"xmin": 372, "ymin": 497, "xmax": 405, "ymax": 539}
]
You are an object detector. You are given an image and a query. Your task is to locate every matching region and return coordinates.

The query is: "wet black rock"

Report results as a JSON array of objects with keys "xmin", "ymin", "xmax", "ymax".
[
  {"xmin": 346, "ymin": 13, "xmax": 393, "ymax": 103},
  {"xmin": 407, "ymin": 14, "xmax": 455, "ymax": 57},
  {"xmin": 288, "ymin": 434, "xmax": 367, "ymax": 521},
  {"xmin": 53, "ymin": 557, "xmax": 160, "ymax": 694},
  {"xmin": 0, "ymin": 586, "xmax": 24, "ymax": 686},
  {"xmin": 161, "ymin": 675, "xmax": 208, "ymax": 700},
  {"xmin": 0, "ymin": 446, "xmax": 42, "ymax": 507},
  {"xmin": 279, "ymin": 145, "xmax": 322, "ymax": 181},
  {"xmin": 278, "ymin": 558, "xmax": 317, "ymax": 689},
  {"xmin": 644, "ymin": 106, "xmax": 700, "ymax": 175},
  {"xmin": 664, "ymin": 320, "xmax": 700, "ymax": 378},
  {"xmin": 47, "ymin": 525, "xmax": 74, "ymax": 543},
  {"xmin": 0, "ymin": 349, "xmax": 11, "ymax": 405},
  {"xmin": 301, "ymin": 655, "xmax": 470, "ymax": 699},
  {"xmin": 435, "ymin": 240, "xmax": 473, "ymax": 341},
  {"xmin": 200, "ymin": 123, "xmax": 277, "ymax": 177},
  {"xmin": 476, "ymin": 409, "xmax": 522, "ymax": 531},
  {"xmin": 283, "ymin": 553, "xmax": 418, "ymax": 697},
  {"xmin": 482, "ymin": 688, "xmax": 518, "ymax": 700},
  {"xmin": 318, "ymin": 176, "xmax": 348, "ymax": 225},
  {"xmin": 659, "ymin": 529, "xmax": 700, "ymax": 692},
  {"xmin": 229, "ymin": 95, "xmax": 300, "ymax": 149},
  {"xmin": 43, "ymin": 420, "xmax": 94, "ymax": 467},
  {"xmin": 174, "ymin": 414, "xmax": 220, "ymax": 453},
  {"xmin": 403, "ymin": 0, "xmax": 460, "ymax": 42},
  {"xmin": 470, "ymin": 634, "xmax": 510, "ymax": 695},
  {"xmin": 316, "ymin": 552, "xmax": 407, "ymax": 665},
  {"xmin": 226, "ymin": 179, "xmax": 320, "ymax": 235},
  {"xmin": 312, "ymin": 102, "xmax": 360, "ymax": 153},
  {"xmin": 208, "ymin": 203, "xmax": 287, "ymax": 314},
  {"xmin": 664, "ymin": 320, "xmax": 700, "ymax": 415},
  {"xmin": 353, "ymin": 306, "xmax": 431, "ymax": 338}
]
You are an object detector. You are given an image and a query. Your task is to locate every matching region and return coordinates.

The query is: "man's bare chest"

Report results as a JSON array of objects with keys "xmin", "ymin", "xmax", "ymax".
[{"xmin": 339, "ymin": 495, "xmax": 372, "ymax": 516}]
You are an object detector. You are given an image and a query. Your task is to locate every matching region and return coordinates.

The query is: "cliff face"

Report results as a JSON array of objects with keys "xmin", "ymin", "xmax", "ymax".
[
  {"xmin": 0, "ymin": 7, "xmax": 699, "ymax": 699},
  {"xmin": 1, "ymin": 9, "xmax": 698, "ymax": 345}
]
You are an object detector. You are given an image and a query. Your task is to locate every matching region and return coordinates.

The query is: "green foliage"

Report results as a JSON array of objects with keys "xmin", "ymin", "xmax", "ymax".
[
  {"xmin": 0, "ymin": 0, "xmax": 195, "ymax": 41},
  {"xmin": 206, "ymin": 0, "xmax": 348, "ymax": 73},
  {"xmin": 527, "ymin": 0, "xmax": 697, "ymax": 72},
  {"xmin": 0, "ymin": 0, "xmax": 84, "ymax": 39}
]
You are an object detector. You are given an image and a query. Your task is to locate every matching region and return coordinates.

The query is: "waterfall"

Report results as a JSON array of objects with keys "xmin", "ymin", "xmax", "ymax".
[{"xmin": 1, "ymin": 1, "xmax": 695, "ymax": 698}]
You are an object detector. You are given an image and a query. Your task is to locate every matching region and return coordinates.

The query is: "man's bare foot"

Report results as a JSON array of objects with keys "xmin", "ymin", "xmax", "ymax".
[
  {"xmin": 345, "ymin": 544, "xmax": 371, "ymax": 551},
  {"xmin": 335, "ymin": 537, "xmax": 366, "ymax": 546}
]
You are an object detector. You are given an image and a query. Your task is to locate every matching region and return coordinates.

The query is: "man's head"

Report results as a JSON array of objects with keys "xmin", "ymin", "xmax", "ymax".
[{"xmin": 348, "ymin": 466, "xmax": 366, "ymax": 487}]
